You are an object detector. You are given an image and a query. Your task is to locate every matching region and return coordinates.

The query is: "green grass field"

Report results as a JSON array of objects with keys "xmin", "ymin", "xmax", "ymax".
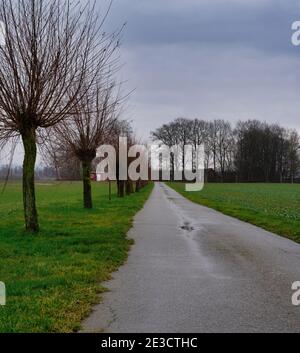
[
  {"xmin": 0, "ymin": 181, "xmax": 153, "ymax": 333},
  {"xmin": 167, "ymin": 182, "xmax": 300, "ymax": 243}
]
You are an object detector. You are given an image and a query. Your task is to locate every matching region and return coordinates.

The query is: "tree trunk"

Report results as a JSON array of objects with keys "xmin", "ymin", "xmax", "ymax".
[
  {"xmin": 82, "ymin": 160, "xmax": 92, "ymax": 209},
  {"xmin": 117, "ymin": 180, "xmax": 120, "ymax": 197},
  {"xmin": 126, "ymin": 180, "xmax": 134, "ymax": 195},
  {"xmin": 126, "ymin": 181, "xmax": 131, "ymax": 195},
  {"xmin": 118, "ymin": 181, "xmax": 125, "ymax": 197},
  {"xmin": 136, "ymin": 179, "xmax": 141, "ymax": 193},
  {"xmin": 21, "ymin": 128, "xmax": 39, "ymax": 233},
  {"xmin": 171, "ymin": 153, "xmax": 175, "ymax": 182}
]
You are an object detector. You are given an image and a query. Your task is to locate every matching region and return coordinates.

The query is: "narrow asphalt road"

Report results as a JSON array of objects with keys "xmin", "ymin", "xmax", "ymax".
[{"xmin": 83, "ymin": 183, "xmax": 300, "ymax": 333}]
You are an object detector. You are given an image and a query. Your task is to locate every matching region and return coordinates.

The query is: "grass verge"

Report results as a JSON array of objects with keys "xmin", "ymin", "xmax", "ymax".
[{"xmin": 0, "ymin": 181, "xmax": 153, "ymax": 333}]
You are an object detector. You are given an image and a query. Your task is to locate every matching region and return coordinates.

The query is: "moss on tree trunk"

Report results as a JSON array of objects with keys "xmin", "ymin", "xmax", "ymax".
[
  {"xmin": 82, "ymin": 160, "xmax": 92, "ymax": 209},
  {"xmin": 21, "ymin": 128, "xmax": 39, "ymax": 233}
]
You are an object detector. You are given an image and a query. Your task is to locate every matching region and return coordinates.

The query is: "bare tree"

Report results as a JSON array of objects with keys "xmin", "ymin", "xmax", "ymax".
[
  {"xmin": 151, "ymin": 121, "xmax": 181, "ymax": 181},
  {"xmin": 0, "ymin": 0, "xmax": 117, "ymax": 231},
  {"xmin": 234, "ymin": 121, "xmax": 300, "ymax": 183},
  {"xmin": 215, "ymin": 120, "xmax": 234, "ymax": 181},
  {"xmin": 41, "ymin": 141, "xmax": 81, "ymax": 181},
  {"xmin": 112, "ymin": 120, "xmax": 133, "ymax": 198},
  {"xmin": 173, "ymin": 118, "xmax": 191, "ymax": 173},
  {"xmin": 287, "ymin": 130, "xmax": 300, "ymax": 183},
  {"xmin": 49, "ymin": 80, "xmax": 122, "ymax": 208}
]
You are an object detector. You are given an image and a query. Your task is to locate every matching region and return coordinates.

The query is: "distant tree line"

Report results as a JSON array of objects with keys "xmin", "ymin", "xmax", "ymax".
[
  {"xmin": 0, "ymin": 165, "xmax": 57, "ymax": 180},
  {"xmin": 152, "ymin": 118, "xmax": 300, "ymax": 183}
]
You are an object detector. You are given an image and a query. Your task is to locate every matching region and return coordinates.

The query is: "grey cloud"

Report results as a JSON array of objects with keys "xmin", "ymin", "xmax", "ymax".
[
  {"xmin": 102, "ymin": 0, "xmax": 300, "ymax": 139},
  {"xmin": 121, "ymin": 45, "xmax": 300, "ymax": 137},
  {"xmin": 107, "ymin": 0, "xmax": 300, "ymax": 55}
]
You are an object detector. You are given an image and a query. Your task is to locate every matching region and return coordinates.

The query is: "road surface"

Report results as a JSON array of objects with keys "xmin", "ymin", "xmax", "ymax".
[{"xmin": 82, "ymin": 183, "xmax": 300, "ymax": 333}]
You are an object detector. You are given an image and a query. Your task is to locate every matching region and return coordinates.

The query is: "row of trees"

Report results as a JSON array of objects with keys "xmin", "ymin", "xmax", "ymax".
[
  {"xmin": 44, "ymin": 119, "xmax": 149, "ymax": 203},
  {"xmin": 0, "ymin": 0, "xmax": 140, "ymax": 233},
  {"xmin": 152, "ymin": 118, "xmax": 300, "ymax": 183}
]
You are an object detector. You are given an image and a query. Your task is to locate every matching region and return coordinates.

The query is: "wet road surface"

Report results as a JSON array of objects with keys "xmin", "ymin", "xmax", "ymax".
[{"xmin": 82, "ymin": 183, "xmax": 300, "ymax": 333}]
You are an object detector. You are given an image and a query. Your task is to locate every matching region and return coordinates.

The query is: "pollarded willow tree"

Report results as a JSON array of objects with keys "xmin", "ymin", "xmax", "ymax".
[
  {"xmin": 49, "ymin": 81, "xmax": 122, "ymax": 209},
  {"xmin": 0, "ymin": 0, "xmax": 119, "ymax": 232}
]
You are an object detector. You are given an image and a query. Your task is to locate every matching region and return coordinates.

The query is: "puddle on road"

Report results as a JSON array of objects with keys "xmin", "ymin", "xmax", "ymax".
[{"xmin": 180, "ymin": 222, "xmax": 195, "ymax": 232}]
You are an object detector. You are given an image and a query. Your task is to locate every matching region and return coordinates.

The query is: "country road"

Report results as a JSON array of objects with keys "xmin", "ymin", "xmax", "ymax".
[{"xmin": 83, "ymin": 183, "xmax": 300, "ymax": 333}]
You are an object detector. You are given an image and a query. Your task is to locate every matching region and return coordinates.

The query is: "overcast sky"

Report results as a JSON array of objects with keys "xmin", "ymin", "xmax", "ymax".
[
  {"xmin": 3, "ymin": 0, "xmax": 300, "ymax": 165},
  {"xmin": 102, "ymin": 0, "xmax": 300, "ymax": 139}
]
